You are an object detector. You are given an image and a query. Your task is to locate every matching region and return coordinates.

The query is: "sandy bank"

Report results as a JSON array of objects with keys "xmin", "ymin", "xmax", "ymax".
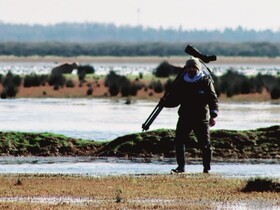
[{"xmin": 1, "ymin": 55, "xmax": 280, "ymax": 65}]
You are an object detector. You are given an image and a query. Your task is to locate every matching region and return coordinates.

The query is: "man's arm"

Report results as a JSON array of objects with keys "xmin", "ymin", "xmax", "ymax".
[{"xmin": 208, "ymin": 81, "xmax": 219, "ymax": 126}]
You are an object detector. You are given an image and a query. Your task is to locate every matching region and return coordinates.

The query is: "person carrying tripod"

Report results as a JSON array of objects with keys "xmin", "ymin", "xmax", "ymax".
[{"xmin": 161, "ymin": 57, "xmax": 219, "ymax": 174}]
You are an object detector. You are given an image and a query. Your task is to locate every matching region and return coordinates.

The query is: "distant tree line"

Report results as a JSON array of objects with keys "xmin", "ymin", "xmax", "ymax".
[
  {"xmin": 1, "ymin": 41, "xmax": 280, "ymax": 57},
  {"xmin": 1, "ymin": 23, "xmax": 280, "ymax": 43}
]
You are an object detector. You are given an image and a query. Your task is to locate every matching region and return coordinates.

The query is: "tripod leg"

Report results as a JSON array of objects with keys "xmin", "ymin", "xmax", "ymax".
[{"xmin": 142, "ymin": 105, "xmax": 163, "ymax": 131}]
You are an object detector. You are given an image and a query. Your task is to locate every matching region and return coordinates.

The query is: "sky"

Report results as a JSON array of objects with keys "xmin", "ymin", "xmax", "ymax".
[{"xmin": 0, "ymin": 0, "xmax": 280, "ymax": 31}]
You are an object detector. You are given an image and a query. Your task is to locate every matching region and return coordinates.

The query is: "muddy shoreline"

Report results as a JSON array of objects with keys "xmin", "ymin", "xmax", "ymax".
[{"xmin": 0, "ymin": 174, "xmax": 279, "ymax": 209}]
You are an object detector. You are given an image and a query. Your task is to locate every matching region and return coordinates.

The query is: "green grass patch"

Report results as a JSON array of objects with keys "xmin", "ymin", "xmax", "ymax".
[{"xmin": 0, "ymin": 125, "xmax": 279, "ymax": 159}]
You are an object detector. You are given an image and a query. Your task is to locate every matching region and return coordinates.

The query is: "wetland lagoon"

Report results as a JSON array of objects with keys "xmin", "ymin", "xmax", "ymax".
[{"xmin": 0, "ymin": 58, "xmax": 279, "ymax": 209}]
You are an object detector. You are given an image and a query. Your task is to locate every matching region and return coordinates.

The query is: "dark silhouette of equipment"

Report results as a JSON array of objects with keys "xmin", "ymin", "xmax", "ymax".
[
  {"xmin": 184, "ymin": 45, "xmax": 216, "ymax": 63},
  {"xmin": 141, "ymin": 45, "xmax": 216, "ymax": 131}
]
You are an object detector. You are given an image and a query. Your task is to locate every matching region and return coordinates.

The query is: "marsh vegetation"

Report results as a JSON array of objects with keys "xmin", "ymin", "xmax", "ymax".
[
  {"xmin": 0, "ymin": 126, "xmax": 279, "ymax": 159},
  {"xmin": 0, "ymin": 65, "xmax": 279, "ymax": 100}
]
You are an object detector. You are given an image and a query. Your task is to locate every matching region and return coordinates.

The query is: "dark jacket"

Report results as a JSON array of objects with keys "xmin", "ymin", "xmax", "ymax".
[{"xmin": 163, "ymin": 72, "xmax": 219, "ymax": 121}]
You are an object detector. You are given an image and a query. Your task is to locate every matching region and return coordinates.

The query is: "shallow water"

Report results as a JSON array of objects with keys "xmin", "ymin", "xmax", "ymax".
[
  {"xmin": 0, "ymin": 97, "xmax": 279, "ymax": 178},
  {"xmin": 0, "ymin": 157, "xmax": 279, "ymax": 178},
  {"xmin": 0, "ymin": 98, "xmax": 279, "ymax": 140}
]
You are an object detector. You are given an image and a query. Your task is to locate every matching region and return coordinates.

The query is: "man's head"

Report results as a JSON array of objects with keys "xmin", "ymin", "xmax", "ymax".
[{"xmin": 185, "ymin": 57, "xmax": 201, "ymax": 78}]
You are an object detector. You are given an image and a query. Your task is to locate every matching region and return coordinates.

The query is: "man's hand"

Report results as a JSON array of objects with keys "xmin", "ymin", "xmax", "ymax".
[{"xmin": 209, "ymin": 118, "xmax": 216, "ymax": 127}]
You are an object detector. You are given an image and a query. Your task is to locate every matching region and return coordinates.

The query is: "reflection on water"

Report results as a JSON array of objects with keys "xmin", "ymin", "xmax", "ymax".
[{"xmin": 0, "ymin": 98, "xmax": 279, "ymax": 140}]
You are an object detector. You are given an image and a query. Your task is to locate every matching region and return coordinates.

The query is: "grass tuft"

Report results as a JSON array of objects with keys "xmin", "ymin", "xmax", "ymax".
[
  {"xmin": 14, "ymin": 177, "xmax": 23, "ymax": 186},
  {"xmin": 242, "ymin": 178, "xmax": 280, "ymax": 192},
  {"xmin": 115, "ymin": 188, "xmax": 123, "ymax": 203}
]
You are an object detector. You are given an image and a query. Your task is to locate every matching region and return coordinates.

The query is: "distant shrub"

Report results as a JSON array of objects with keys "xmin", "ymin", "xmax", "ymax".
[
  {"xmin": 5, "ymin": 85, "xmax": 17, "ymax": 97},
  {"xmin": 77, "ymin": 65, "xmax": 95, "ymax": 74},
  {"xmin": 1, "ymin": 71, "xmax": 21, "ymax": 98},
  {"xmin": 76, "ymin": 65, "xmax": 95, "ymax": 83},
  {"xmin": 53, "ymin": 84, "xmax": 60, "ymax": 90},
  {"xmin": 25, "ymin": 74, "xmax": 39, "ymax": 87},
  {"xmin": 220, "ymin": 70, "xmax": 244, "ymax": 97},
  {"xmin": 211, "ymin": 74, "xmax": 221, "ymax": 97},
  {"xmin": 270, "ymin": 85, "xmax": 280, "ymax": 99},
  {"xmin": 128, "ymin": 84, "xmax": 141, "ymax": 96},
  {"xmin": 164, "ymin": 78, "xmax": 174, "ymax": 92},
  {"xmin": 109, "ymin": 84, "xmax": 119, "ymax": 96},
  {"xmin": 144, "ymin": 87, "xmax": 148, "ymax": 92},
  {"xmin": 104, "ymin": 71, "xmax": 119, "ymax": 87},
  {"xmin": 129, "ymin": 83, "xmax": 141, "ymax": 96},
  {"xmin": 23, "ymin": 73, "xmax": 48, "ymax": 87},
  {"xmin": 48, "ymin": 73, "xmax": 66, "ymax": 87},
  {"xmin": 104, "ymin": 71, "xmax": 114, "ymax": 94},
  {"xmin": 154, "ymin": 61, "xmax": 181, "ymax": 78},
  {"xmin": 87, "ymin": 87, "xmax": 93, "ymax": 95},
  {"xmin": 0, "ymin": 91, "xmax": 7, "ymax": 99},
  {"xmin": 66, "ymin": 79, "xmax": 75, "ymax": 88},
  {"xmin": 3, "ymin": 71, "xmax": 21, "ymax": 87},
  {"xmin": 120, "ymin": 83, "xmax": 131, "ymax": 97},
  {"xmin": 105, "ymin": 71, "xmax": 142, "ymax": 97},
  {"xmin": 150, "ymin": 80, "xmax": 164, "ymax": 93},
  {"xmin": 78, "ymin": 71, "xmax": 86, "ymax": 83},
  {"xmin": 257, "ymin": 74, "xmax": 278, "ymax": 91}
]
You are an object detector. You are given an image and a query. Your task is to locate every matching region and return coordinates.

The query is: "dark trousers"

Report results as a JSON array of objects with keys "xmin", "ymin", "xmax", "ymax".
[{"xmin": 175, "ymin": 117, "xmax": 212, "ymax": 170}]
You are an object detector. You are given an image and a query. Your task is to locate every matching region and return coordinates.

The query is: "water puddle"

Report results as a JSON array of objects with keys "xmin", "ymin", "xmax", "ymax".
[{"xmin": 0, "ymin": 196, "xmax": 279, "ymax": 209}]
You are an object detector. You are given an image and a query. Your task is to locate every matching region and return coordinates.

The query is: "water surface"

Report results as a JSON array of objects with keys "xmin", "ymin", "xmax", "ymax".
[
  {"xmin": 0, "ymin": 98, "xmax": 279, "ymax": 140},
  {"xmin": 1, "ymin": 61, "xmax": 279, "ymax": 140},
  {"xmin": 0, "ymin": 156, "xmax": 279, "ymax": 178}
]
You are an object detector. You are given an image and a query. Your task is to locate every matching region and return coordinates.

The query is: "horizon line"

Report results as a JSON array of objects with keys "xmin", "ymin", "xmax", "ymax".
[{"xmin": 0, "ymin": 20, "xmax": 279, "ymax": 33}]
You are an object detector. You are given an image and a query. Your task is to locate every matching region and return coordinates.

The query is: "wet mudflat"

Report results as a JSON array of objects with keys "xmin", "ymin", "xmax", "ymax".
[{"xmin": 0, "ymin": 174, "xmax": 279, "ymax": 209}]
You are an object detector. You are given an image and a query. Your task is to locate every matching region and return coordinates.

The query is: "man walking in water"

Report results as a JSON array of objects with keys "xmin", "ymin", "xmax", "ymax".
[{"xmin": 162, "ymin": 57, "xmax": 219, "ymax": 173}]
